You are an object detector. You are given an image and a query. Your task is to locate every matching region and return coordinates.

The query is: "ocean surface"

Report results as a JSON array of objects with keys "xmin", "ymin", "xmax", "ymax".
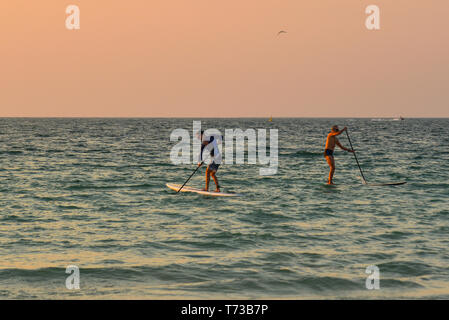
[{"xmin": 0, "ymin": 118, "xmax": 448, "ymax": 299}]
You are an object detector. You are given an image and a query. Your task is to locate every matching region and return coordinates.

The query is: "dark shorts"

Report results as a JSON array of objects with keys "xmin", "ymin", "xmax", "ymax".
[
  {"xmin": 324, "ymin": 149, "xmax": 334, "ymax": 157},
  {"xmin": 207, "ymin": 162, "xmax": 220, "ymax": 172}
]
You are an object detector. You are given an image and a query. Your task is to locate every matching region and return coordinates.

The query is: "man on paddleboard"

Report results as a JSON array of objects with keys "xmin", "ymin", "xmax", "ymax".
[
  {"xmin": 198, "ymin": 131, "xmax": 222, "ymax": 192},
  {"xmin": 324, "ymin": 125, "xmax": 354, "ymax": 185}
]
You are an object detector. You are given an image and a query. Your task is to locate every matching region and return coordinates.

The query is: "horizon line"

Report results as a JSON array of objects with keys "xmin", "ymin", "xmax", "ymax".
[{"xmin": 0, "ymin": 116, "xmax": 448, "ymax": 119}]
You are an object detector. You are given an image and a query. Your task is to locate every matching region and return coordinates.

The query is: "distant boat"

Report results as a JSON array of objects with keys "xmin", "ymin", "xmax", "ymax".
[
  {"xmin": 269, "ymin": 116, "xmax": 273, "ymax": 122},
  {"xmin": 400, "ymin": 116, "xmax": 405, "ymax": 121}
]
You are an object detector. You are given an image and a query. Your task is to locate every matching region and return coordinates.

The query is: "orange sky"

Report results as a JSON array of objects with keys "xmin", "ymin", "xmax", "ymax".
[{"xmin": 1, "ymin": 1, "xmax": 448, "ymax": 117}]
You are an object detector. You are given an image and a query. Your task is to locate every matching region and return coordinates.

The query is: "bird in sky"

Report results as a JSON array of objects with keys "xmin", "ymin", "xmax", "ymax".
[{"xmin": 277, "ymin": 30, "xmax": 287, "ymax": 36}]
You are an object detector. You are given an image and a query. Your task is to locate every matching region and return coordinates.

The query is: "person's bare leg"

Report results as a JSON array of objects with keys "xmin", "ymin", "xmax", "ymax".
[
  {"xmin": 204, "ymin": 168, "xmax": 210, "ymax": 191},
  {"xmin": 325, "ymin": 156, "xmax": 336, "ymax": 184},
  {"xmin": 210, "ymin": 171, "xmax": 220, "ymax": 192}
]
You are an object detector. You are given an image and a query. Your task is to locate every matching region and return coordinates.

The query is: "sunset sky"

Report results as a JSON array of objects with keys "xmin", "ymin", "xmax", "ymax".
[{"xmin": 1, "ymin": 1, "xmax": 448, "ymax": 117}]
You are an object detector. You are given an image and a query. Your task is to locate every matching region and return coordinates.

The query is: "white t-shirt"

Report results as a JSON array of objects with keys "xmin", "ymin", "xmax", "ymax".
[{"xmin": 198, "ymin": 136, "xmax": 222, "ymax": 164}]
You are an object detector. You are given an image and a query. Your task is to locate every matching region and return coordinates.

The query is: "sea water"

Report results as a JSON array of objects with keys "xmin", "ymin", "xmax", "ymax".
[{"xmin": 0, "ymin": 118, "xmax": 448, "ymax": 299}]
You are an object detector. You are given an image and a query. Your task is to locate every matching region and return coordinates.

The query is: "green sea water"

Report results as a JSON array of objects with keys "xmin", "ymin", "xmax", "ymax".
[{"xmin": 0, "ymin": 118, "xmax": 448, "ymax": 299}]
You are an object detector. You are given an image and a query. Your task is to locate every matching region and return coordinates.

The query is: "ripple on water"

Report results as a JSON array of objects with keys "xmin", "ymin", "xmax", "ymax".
[{"xmin": 0, "ymin": 118, "xmax": 448, "ymax": 299}]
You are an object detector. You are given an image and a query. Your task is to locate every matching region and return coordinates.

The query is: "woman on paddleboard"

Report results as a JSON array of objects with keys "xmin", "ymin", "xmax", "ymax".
[{"xmin": 198, "ymin": 131, "xmax": 222, "ymax": 192}]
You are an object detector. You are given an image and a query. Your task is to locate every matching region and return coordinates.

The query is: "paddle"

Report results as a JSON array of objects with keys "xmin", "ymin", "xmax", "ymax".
[
  {"xmin": 177, "ymin": 162, "xmax": 203, "ymax": 193},
  {"xmin": 345, "ymin": 130, "xmax": 367, "ymax": 184},
  {"xmin": 345, "ymin": 130, "xmax": 407, "ymax": 186}
]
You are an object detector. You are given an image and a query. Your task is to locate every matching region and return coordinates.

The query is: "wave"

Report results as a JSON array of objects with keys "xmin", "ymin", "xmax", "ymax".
[
  {"xmin": 0, "ymin": 150, "xmax": 23, "ymax": 155},
  {"xmin": 286, "ymin": 150, "xmax": 321, "ymax": 158},
  {"xmin": 376, "ymin": 261, "xmax": 434, "ymax": 277},
  {"xmin": 65, "ymin": 183, "xmax": 155, "ymax": 191}
]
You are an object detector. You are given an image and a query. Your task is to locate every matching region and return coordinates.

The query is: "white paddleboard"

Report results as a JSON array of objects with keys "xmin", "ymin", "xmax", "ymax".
[{"xmin": 166, "ymin": 183, "xmax": 242, "ymax": 197}]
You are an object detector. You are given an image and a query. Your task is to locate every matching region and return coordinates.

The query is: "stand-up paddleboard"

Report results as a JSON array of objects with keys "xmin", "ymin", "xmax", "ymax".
[
  {"xmin": 364, "ymin": 181, "xmax": 407, "ymax": 186},
  {"xmin": 166, "ymin": 183, "xmax": 242, "ymax": 197}
]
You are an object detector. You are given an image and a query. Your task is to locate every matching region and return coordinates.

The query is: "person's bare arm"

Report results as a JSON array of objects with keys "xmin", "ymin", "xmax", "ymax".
[{"xmin": 336, "ymin": 138, "xmax": 354, "ymax": 152}]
